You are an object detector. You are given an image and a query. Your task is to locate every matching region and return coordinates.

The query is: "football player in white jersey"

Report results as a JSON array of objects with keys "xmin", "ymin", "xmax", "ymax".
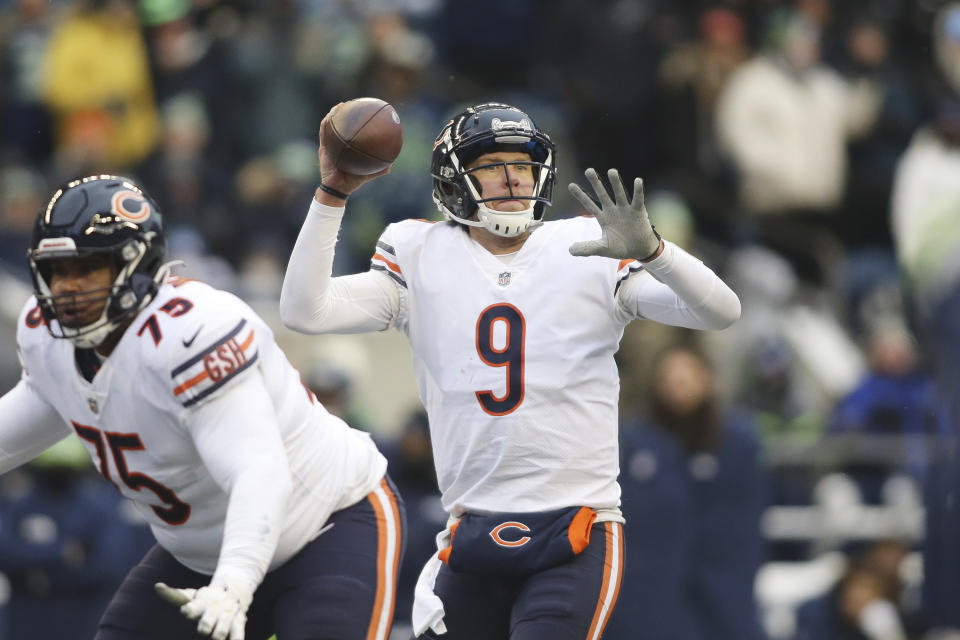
[
  {"xmin": 280, "ymin": 103, "xmax": 741, "ymax": 640},
  {"xmin": 0, "ymin": 176, "xmax": 406, "ymax": 640}
]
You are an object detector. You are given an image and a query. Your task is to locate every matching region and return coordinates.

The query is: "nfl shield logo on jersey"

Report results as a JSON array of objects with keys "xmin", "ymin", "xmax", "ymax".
[
  {"xmin": 88, "ymin": 397, "xmax": 99, "ymax": 414},
  {"xmin": 498, "ymin": 271, "xmax": 512, "ymax": 287}
]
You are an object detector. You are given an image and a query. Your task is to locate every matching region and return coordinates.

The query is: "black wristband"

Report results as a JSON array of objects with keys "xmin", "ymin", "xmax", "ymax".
[
  {"xmin": 318, "ymin": 182, "xmax": 349, "ymax": 200},
  {"xmin": 640, "ymin": 225, "xmax": 663, "ymax": 262}
]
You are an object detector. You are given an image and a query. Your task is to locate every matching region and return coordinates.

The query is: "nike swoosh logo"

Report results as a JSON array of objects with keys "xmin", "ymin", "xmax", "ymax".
[{"xmin": 182, "ymin": 325, "xmax": 203, "ymax": 348}]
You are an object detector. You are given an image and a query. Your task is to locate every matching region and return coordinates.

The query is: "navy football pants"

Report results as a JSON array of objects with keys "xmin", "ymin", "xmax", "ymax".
[
  {"xmin": 422, "ymin": 521, "xmax": 623, "ymax": 640},
  {"xmin": 96, "ymin": 476, "xmax": 405, "ymax": 640}
]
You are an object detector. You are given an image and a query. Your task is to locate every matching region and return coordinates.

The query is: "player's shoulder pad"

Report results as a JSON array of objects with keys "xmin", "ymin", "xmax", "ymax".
[
  {"xmin": 378, "ymin": 218, "xmax": 439, "ymax": 248},
  {"xmin": 17, "ymin": 295, "xmax": 45, "ymax": 334},
  {"xmin": 15, "ymin": 295, "xmax": 49, "ymax": 359},
  {"xmin": 614, "ymin": 257, "xmax": 645, "ymax": 296},
  {"xmin": 546, "ymin": 218, "xmax": 644, "ymax": 293},
  {"xmin": 149, "ymin": 280, "xmax": 263, "ymax": 409},
  {"xmin": 552, "ymin": 214, "xmax": 602, "ymax": 235},
  {"xmin": 371, "ymin": 220, "xmax": 435, "ymax": 288}
]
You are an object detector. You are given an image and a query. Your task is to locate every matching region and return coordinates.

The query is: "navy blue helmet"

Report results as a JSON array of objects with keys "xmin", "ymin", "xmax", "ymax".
[
  {"xmin": 28, "ymin": 175, "xmax": 168, "ymax": 348},
  {"xmin": 431, "ymin": 103, "xmax": 556, "ymax": 238}
]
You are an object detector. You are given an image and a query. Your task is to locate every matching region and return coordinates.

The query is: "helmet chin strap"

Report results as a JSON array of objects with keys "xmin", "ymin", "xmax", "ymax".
[
  {"xmin": 66, "ymin": 318, "xmax": 116, "ymax": 350},
  {"xmin": 475, "ymin": 201, "xmax": 538, "ymax": 238},
  {"xmin": 55, "ymin": 251, "xmax": 174, "ymax": 350},
  {"xmin": 462, "ymin": 170, "xmax": 538, "ymax": 238}
]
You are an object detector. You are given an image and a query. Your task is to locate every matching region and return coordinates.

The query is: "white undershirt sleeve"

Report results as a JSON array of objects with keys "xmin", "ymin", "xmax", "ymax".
[
  {"xmin": 185, "ymin": 371, "xmax": 293, "ymax": 595},
  {"xmin": 0, "ymin": 379, "xmax": 72, "ymax": 475},
  {"xmin": 618, "ymin": 240, "xmax": 741, "ymax": 330},
  {"xmin": 280, "ymin": 199, "xmax": 399, "ymax": 334}
]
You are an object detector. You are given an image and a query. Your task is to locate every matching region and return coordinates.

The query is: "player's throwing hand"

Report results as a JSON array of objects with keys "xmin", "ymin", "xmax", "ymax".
[
  {"xmin": 155, "ymin": 580, "xmax": 252, "ymax": 640},
  {"xmin": 568, "ymin": 168, "xmax": 662, "ymax": 261}
]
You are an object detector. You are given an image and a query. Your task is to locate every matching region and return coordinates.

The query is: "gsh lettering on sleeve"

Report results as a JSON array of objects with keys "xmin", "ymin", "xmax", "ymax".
[{"xmin": 202, "ymin": 338, "xmax": 248, "ymax": 382}]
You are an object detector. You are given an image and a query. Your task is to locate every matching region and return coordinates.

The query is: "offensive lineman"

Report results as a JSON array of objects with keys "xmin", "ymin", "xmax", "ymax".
[
  {"xmin": 280, "ymin": 103, "xmax": 741, "ymax": 639},
  {"xmin": 0, "ymin": 175, "xmax": 406, "ymax": 640}
]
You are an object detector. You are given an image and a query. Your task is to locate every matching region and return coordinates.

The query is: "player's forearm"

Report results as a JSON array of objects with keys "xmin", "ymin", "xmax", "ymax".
[
  {"xmin": 0, "ymin": 380, "xmax": 72, "ymax": 475},
  {"xmin": 281, "ymin": 200, "xmax": 398, "ymax": 334},
  {"xmin": 280, "ymin": 199, "xmax": 345, "ymax": 331},
  {"xmin": 189, "ymin": 376, "xmax": 294, "ymax": 594},
  {"xmin": 281, "ymin": 199, "xmax": 398, "ymax": 333},
  {"xmin": 627, "ymin": 241, "xmax": 741, "ymax": 329},
  {"xmin": 212, "ymin": 466, "xmax": 292, "ymax": 595}
]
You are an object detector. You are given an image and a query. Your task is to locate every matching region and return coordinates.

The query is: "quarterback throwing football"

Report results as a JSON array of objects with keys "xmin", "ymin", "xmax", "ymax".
[
  {"xmin": 281, "ymin": 103, "xmax": 741, "ymax": 640},
  {"xmin": 0, "ymin": 176, "xmax": 406, "ymax": 640}
]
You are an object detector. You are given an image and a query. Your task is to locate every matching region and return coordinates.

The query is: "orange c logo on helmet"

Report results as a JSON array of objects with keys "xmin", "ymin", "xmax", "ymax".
[
  {"xmin": 489, "ymin": 521, "xmax": 531, "ymax": 547},
  {"xmin": 111, "ymin": 190, "xmax": 151, "ymax": 223}
]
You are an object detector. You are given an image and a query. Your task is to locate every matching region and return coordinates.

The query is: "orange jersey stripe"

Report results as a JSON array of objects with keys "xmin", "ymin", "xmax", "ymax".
[
  {"xmin": 367, "ymin": 489, "xmax": 388, "ymax": 640},
  {"xmin": 372, "ymin": 253, "xmax": 402, "ymax": 275},
  {"xmin": 172, "ymin": 370, "xmax": 209, "ymax": 396},
  {"xmin": 617, "ymin": 259, "xmax": 634, "ymax": 271},
  {"xmin": 586, "ymin": 523, "xmax": 614, "ymax": 639},
  {"xmin": 586, "ymin": 522, "xmax": 623, "ymax": 640},
  {"xmin": 610, "ymin": 526, "xmax": 625, "ymax": 626},
  {"xmin": 172, "ymin": 330, "xmax": 254, "ymax": 397},
  {"xmin": 383, "ymin": 479, "xmax": 403, "ymax": 639},
  {"xmin": 366, "ymin": 478, "xmax": 403, "ymax": 640}
]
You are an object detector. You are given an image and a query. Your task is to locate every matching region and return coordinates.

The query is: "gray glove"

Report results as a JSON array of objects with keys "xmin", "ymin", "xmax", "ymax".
[{"xmin": 568, "ymin": 168, "xmax": 661, "ymax": 260}]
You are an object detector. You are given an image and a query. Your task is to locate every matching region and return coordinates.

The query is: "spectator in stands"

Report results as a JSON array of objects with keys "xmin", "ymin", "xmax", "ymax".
[
  {"xmin": 890, "ymin": 6, "xmax": 960, "ymax": 629},
  {"xmin": 0, "ymin": 0, "xmax": 58, "ymax": 163},
  {"xmin": 715, "ymin": 9, "xmax": 880, "ymax": 286},
  {"xmin": 834, "ymin": 14, "xmax": 924, "ymax": 251},
  {"xmin": 137, "ymin": 93, "xmax": 236, "ymax": 263},
  {"xmin": 653, "ymin": 6, "xmax": 751, "ymax": 239},
  {"xmin": 0, "ymin": 168, "xmax": 47, "ymax": 392},
  {"xmin": 828, "ymin": 321, "xmax": 945, "ymax": 503},
  {"xmin": 609, "ymin": 342, "xmax": 768, "ymax": 640},
  {"xmin": 42, "ymin": 0, "xmax": 159, "ymax": 176},
  {"xmin": 794, "ymin": 540, "xmax": 914, "ymax": 640},
  {"xmin": 0, "ymin": 167, "xmax": 46, "ymax": 282}
]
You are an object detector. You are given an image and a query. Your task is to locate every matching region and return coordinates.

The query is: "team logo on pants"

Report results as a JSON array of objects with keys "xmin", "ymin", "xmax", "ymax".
[{"xmin": 489, "ymin": 521, "xmax": 531, "ymax": 547}]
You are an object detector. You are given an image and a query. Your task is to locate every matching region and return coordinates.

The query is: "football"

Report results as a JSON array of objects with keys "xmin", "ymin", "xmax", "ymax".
[{"xmin": 320, "ymin": 98, "xmax": 403, "ymax": 175}]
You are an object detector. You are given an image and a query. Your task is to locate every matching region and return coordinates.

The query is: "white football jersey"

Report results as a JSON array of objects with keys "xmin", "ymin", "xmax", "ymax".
[
  {"xmin": 372, "ymin": 217, "xmax": 640, "ymax": 515},
  {"xmin": 16, "ymin": 277, "xmax": 386, "ymax": 574}
]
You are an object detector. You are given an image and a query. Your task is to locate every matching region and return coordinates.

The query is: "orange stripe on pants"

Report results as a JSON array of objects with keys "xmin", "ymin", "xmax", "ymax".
[
  {"xmin": 586, "ymin": 522, "xmax": 624, "ymax": 640},
  {"xmin": 366, "ymin": 478, "xmax": 403, "ymax": 640}
]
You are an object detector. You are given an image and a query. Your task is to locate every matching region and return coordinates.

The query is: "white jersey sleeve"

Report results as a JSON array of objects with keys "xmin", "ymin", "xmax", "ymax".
[
  {"xmin": 615, "ymin": 240, "xmax": 741, "ymax": 329},
  {"xmin": 166, "ymin": 311, "xmax": 261, "ymax": 409},
  {"xmin": 0, "ymin": 378, "xmax": 72, "ymax": 474},
  {"xmin": 0, "ymin": 301, "xmax": 75, "ymax": 473},
  {"xmin": 186, "ymin": 370, "xmax": 292, "ymax": 595},
  {"xmin": 280, "ymin": 199, "xmax": 400, "ymax": 334}
]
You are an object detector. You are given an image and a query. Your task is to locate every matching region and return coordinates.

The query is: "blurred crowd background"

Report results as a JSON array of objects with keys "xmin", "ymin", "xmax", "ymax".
[{"xmin": 1, "ymin": 0, "xmax": 960, "ymax": 639}]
